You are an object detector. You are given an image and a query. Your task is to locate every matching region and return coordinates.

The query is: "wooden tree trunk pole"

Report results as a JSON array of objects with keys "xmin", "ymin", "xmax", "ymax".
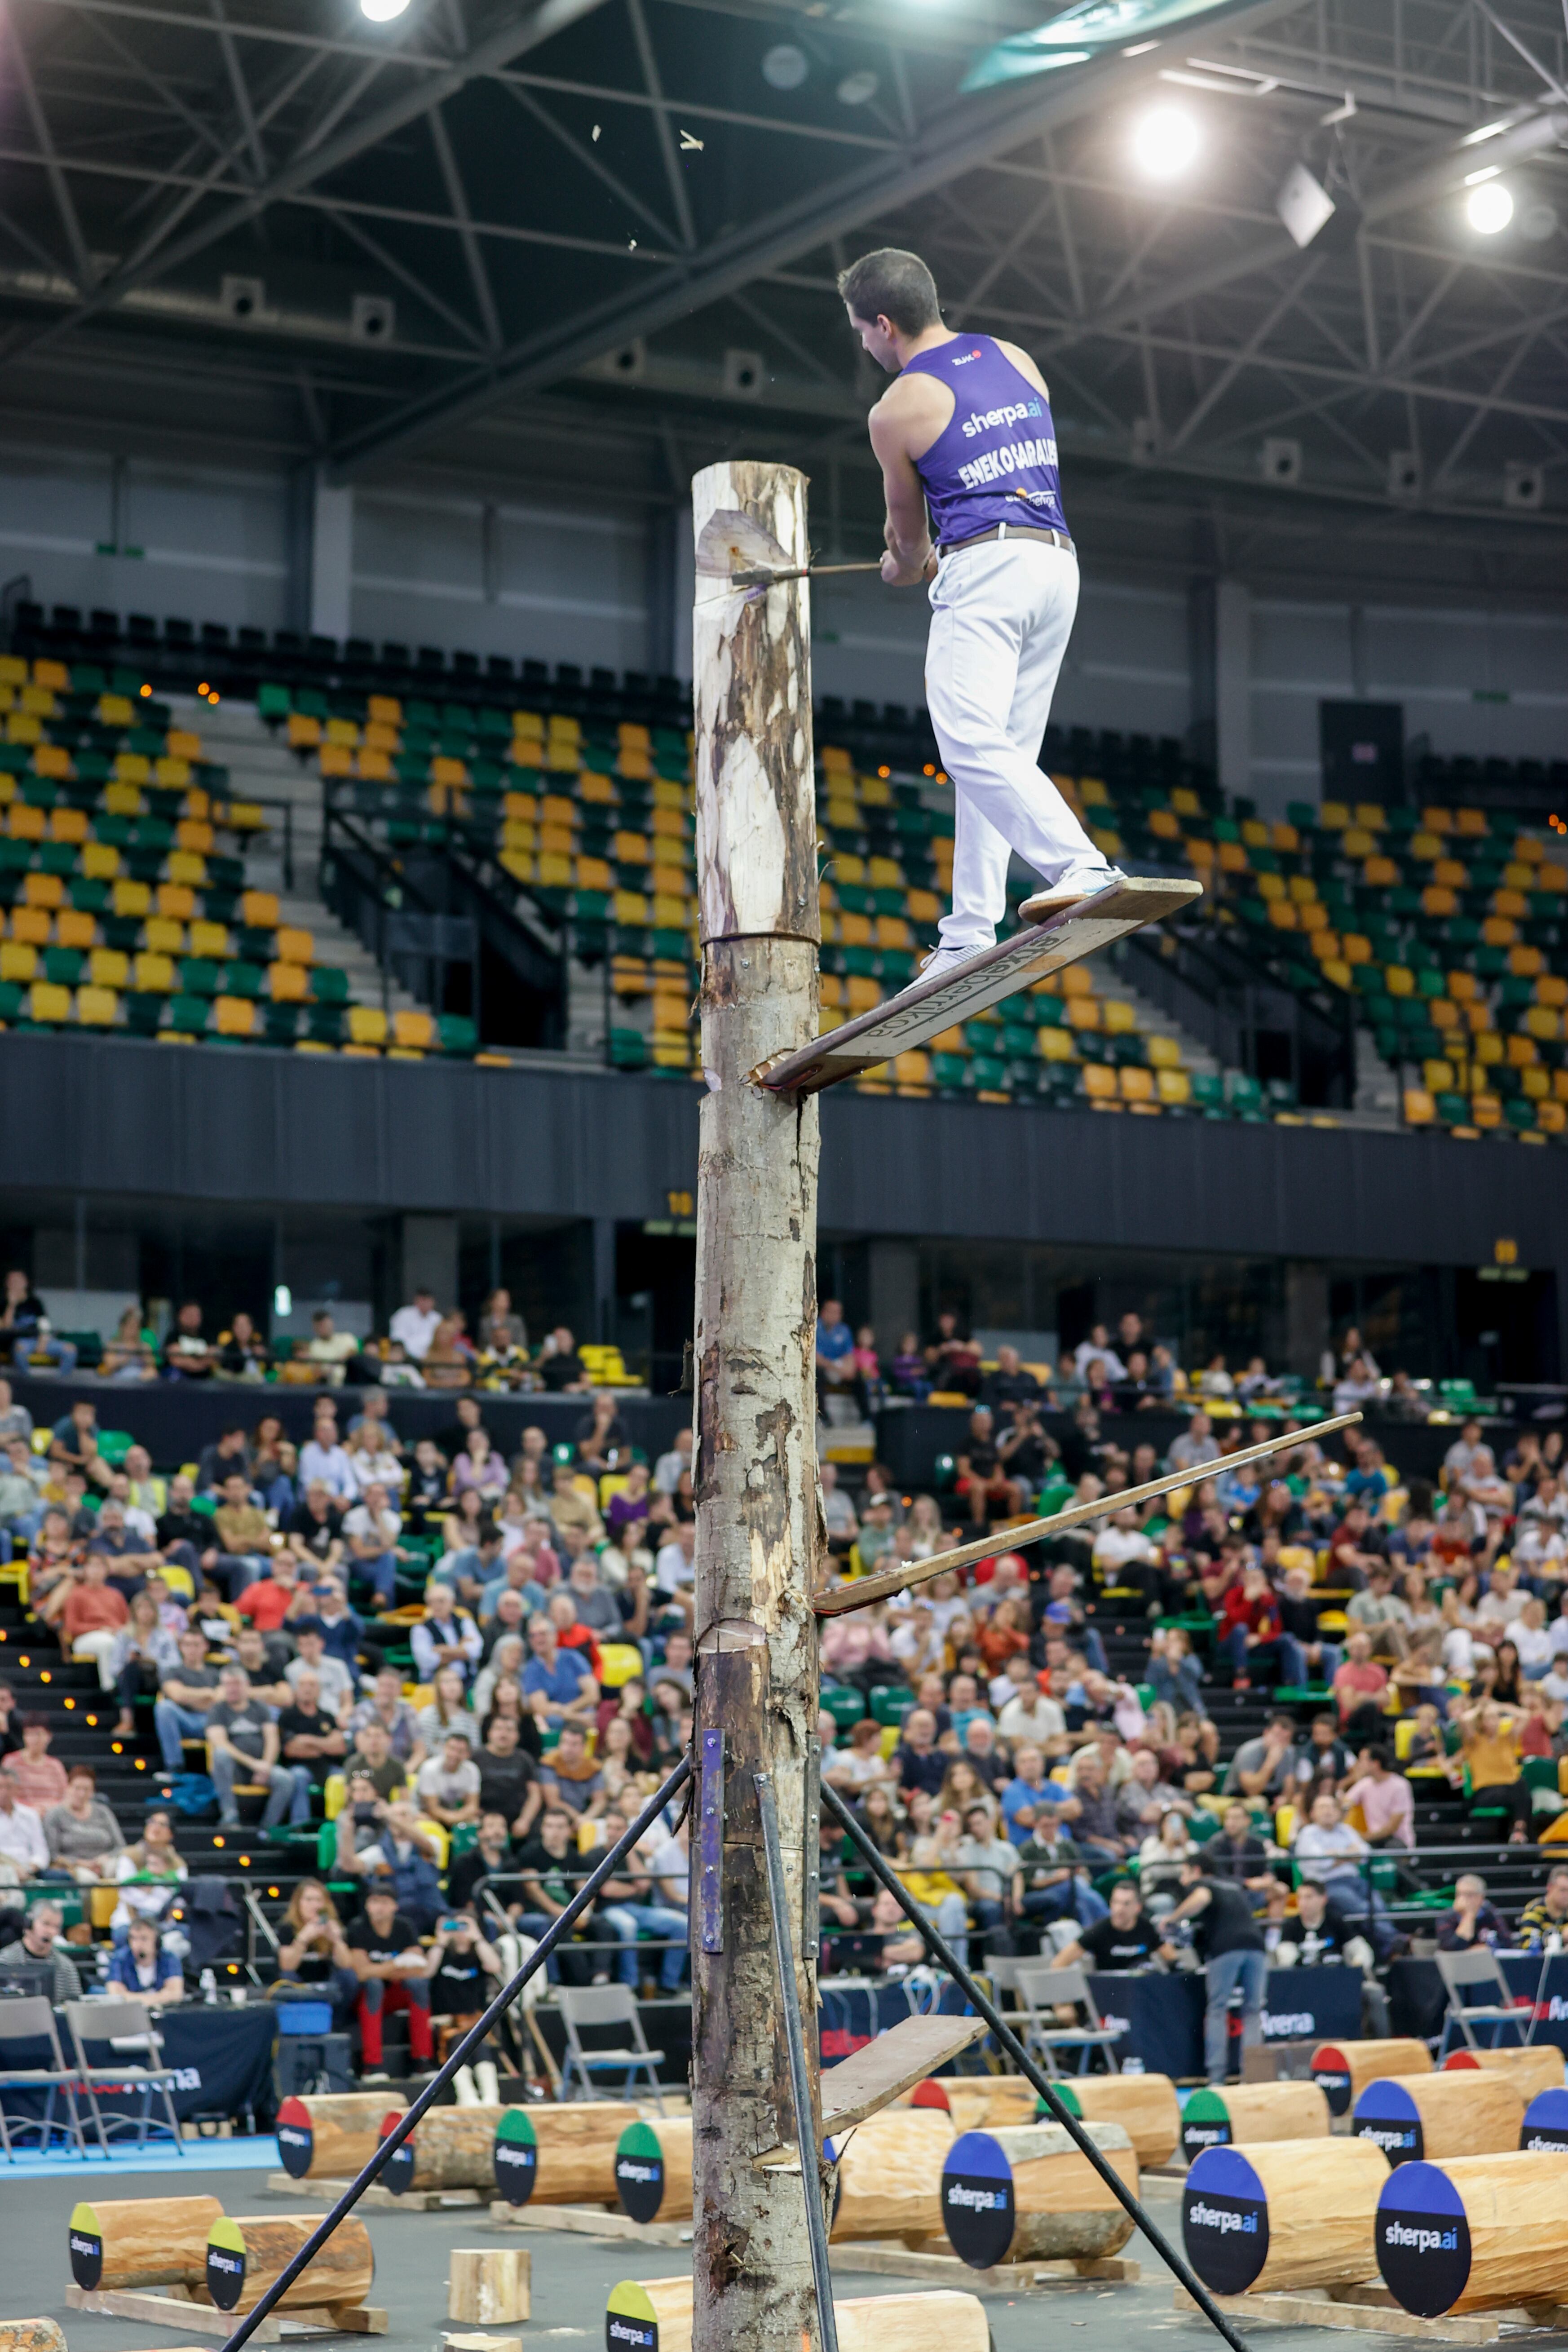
[{"xmin": 690, "ymin": 457, "xmax": 823, "ymax": 2352}]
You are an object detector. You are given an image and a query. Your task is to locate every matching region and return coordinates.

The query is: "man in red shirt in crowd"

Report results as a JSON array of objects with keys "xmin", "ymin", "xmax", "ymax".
[
  {"xmin": 1332, "ymin": 1631, "xmax": 1390, "ymax": 1739},
  {"xmin": 1217, "ymin": 1561, "xmax": 1286, "ymax": 1689}
]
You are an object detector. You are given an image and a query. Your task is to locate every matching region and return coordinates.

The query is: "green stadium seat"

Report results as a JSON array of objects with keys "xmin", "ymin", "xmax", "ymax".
[
  {"xmin": 166, "ymin": 993, "xmax": 210, "ymax": 1035},
  {"xmin": 437, "ymin": 1013, "xmax": 478, "ymax": 1056},
  {"xmin": 310, "ymin": 967, "xmax": 350, "ymax": 1005}
]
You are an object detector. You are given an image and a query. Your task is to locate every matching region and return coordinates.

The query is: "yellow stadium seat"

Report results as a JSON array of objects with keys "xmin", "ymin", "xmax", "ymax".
[
  {"xmin": 1156, "ymin": 1067, "xmax": 1193, "ymax": 1107},
  {"xmin": 241, "ymin": 890, "xmax": 279, "ymax": 929},
  {"xmin": 0, "ymin": 942, "xmax": 36, "ymax": 983},
  {"xmin": 112, "ymin": 879, "xmax": 151, "ymax": 919},
  {"xmin": 133, "ymin": 952, "xmax": 176, "ymax": 994},
  {"xmin": 1384, "ymin": 965, "xmax": 1414, "ymax": 995},
  {"xmin": 1145, "ymin": 1034, "xmax": 1181, "ymax": 1069},
  {"xmin": 1060, "ymin": 964, "xmax": 1094, "ymax": 998},
  {"xmin": 1523, "ymin": 1067, "xmax": 1550, "ymax": 1101},
  {"xmin": 1341, "ymin": 933, "xmax": 1373, "ymax": 964},
  {"xmin": 1102, "ymin": 999, "xmax": 1137, "ymax": 1034},
  {"xmin": 1422, "ymin": 1059, "xmax": 1455, "ymax": 1093},
  {"xmin": 1506, "ymin": 1033, "xmax": 1539, "ymax": 1067},
  {"xmin": 1363, "ymin": 857, "xmax": 1399, "ymax": 887},
  {"xmin": 166, "ymin": 852, "xmax": 206, "ymax": 887},
  {"xmin": 49, "ymin": 806, "xmax": 87, "ymax": 844},
  {"xmin": 1471, "ymin": 1093, "xmax": 1502, "ymax": 1128},
  {"xmin": 157, "ymin": 883, "xmax": 196, "ymax": 920},
  {"xmin": 1039, "ymin": 1026, "xmax": 1077, "ymax": 1063},
  {"xmin": 1537, "ymin": 1099, "xmax": 1567, "ymax": 1134},
  {"xmin": 268, "ymin": 961, "xmax": 309, "ymax": 1003},
  {"xmin": 1268, "ymin": 900, "xmax": 1298, "ymax": 928},
  {"xmin": 213, "ymin": 996, "xmax": 257, "ymax": 1037},
  {"xmin": 1403, "ymin": 1088, "xmax": 1435, "ymax": 1125},
  {"xmin": 894, "ymin": 1050, "xmax": 932, "ymax": 1084},
  {"xmin": 8, "ymin": 804, "xmax": 44, "ymax": 841},
  {"xmin": 89, "ymin": 949, "xmax": 128, "ymax": 990},
  {"xmin": 1064, "ymin": 995, "xmax": 1101, "ymax": 1030},
  {"xmin": 10, "ymin": 906, "xmax": 49, "ymax": 947},
  {"xmin": 392, "ymin": 1009, "xmax": 435, "ymax": 1051},
  {"xmin": 1119, "ymin": 1065, "xmax": 1155, "ymax": 1103},
  {"xmin": 189, "ymin": 921, "xmax": 230, "ymax": 960},
  {"xmin": 81, "ymin": 842, "xmax": 120, "ymax": 881},
  {"xmin": 1510, "ymin": 946, "xmax": 1544, "ymax": 977},
  {"xmin": 1481, "ymin": 916, "xmax": 1518, "ymax": 946},
  {"xmin": 56, "ymin": 910, "xmax": 94, "ymax": 951},
  {"xmin": 23, "ymin": 872, "xmax": 63, "ymax": 909},
  {"xmin": 347, "ymin": 1006, "xmax": 388, "ymax": 1048},
  {"xmin": 273, "ymin": 924, "xmax": 312, "ymax": 965},
  {"xmin": 27, "ymin": 981, "xmax": 70, "ymax": 1024},
  {"xmin": 845, "ymin": 975, "xmax": 881, "ymax": 1013},
  {"xmin": 75, "ymin": 986, "xmax": 117, "ymax": 1027},
  {"xmin": 144, "ymin": 918, "xmax": 184, "ymax": 955},
  {"xmin": 1257, "ymin": 871, "xmax": 1285, "ymax": 900},
  {"xmin": 1422, "ymin": 885, "xmax": 1459, "ymax": 918},
  {"xmin": 1082, "ymin": 1063, "xmax": 1118, "ymax": 1101}
]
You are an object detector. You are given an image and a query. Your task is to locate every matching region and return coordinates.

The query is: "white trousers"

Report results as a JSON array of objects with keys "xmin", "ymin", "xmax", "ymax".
[{"xmin": 923, "ymin": 538, "xmax": 1106, "ymax": 951}]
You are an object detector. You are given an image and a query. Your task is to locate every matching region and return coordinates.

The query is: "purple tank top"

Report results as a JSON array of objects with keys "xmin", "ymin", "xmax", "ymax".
[{"xmin": 902, "ymin": 334, "xmax": 1068, "ymax": 546}]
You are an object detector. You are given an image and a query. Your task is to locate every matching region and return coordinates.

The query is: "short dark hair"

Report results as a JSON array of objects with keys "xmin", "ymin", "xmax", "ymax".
[{"xmin": 837, "ymin": 248, "xmax": 941, "ymax": 335}]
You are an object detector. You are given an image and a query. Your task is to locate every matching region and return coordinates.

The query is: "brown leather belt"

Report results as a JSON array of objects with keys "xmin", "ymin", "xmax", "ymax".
[{"xmin": 939, "ymin": 523, "xmax": 1073, "ymax": 560}]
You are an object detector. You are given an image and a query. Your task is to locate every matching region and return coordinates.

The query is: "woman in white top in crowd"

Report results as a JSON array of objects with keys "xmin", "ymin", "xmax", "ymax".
[
  {"xmin": 415, "ymin": 1663, "xmax": 476, "ymax": 1756},
  {"xmin": 110, "ymin": 1808, "xmax": 189, "ymax": 1938},
  {"xmin": 825, "ymin": 1717, "xmax": 897, "ymax": 1798},
  {"xmin": 1137, "ymin": 1807, "xmax": 1198, "ymax": 1914},
  {"xmin": 906, "ymin": 1494, "xmax": 948, "ymax": 1558},
  {"xmin": 452, "ymin": 1428, "xmax": 508, "ymax": 1505},
  {"xmin": 471, "ymin": 1634, "xmax": 526, "ymax": 1730},
  {"xmin": 344, "ymin": 1421, "xmax": 404, "ymax": 1500}
]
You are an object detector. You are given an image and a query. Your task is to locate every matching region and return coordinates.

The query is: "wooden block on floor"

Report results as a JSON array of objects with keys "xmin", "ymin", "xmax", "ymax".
[
  {"xmin": 0, "ymin": 2323, "xmax": 66, "ymax": 2352},
  {"xmin": 486, "ymin": 2201, "xmax": 691, "ymax": 2246},
  {"xmin": 1172, "ymin": 2287, "xmax": 1500, "ymax": 2343},
  {"xmin": 265, "ymin": 2175, "xmax": 481, "ymax": 2211},
  {"xmin": 442, "ymin": 2334, "xmax": 523, "ymax": 2352},
  {"xmin": 447, "ymin": 2250, "xmax": 530, "ymax": 2325},
  {"xmin": 65, "ymin": 2285, "xmax": 388, "ymax": 2341},
  {"xmin": 830, "ymin": 2243, "xmax": 1138, "ymax": 2292}
]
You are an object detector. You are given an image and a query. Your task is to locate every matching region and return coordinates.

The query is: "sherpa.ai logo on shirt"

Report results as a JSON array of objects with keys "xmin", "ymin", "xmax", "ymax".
[{"xmin": 961, "ymin": 401, "xmax": 1044, "ymax": 437}]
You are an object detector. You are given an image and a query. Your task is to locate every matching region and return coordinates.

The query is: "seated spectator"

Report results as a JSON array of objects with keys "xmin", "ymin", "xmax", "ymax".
[
  {"xmin": 515, "ymin": 1804, "xmax": 601, "ymax": 1982},
  {"xmin": 564, "ymin": 1553, "xmax": 622, "ymax": 1640},
  {"xmin": 597, "ymin": 1809, "xmax": 689, "ymax": 1994},
  {"xmin": 1067, "ymin": 1751, "xmax": 1133, "ymax": 1864},
  {"xmin": 163, "ymin": 1300, "xmax": 216, "ymax": 1379},
  {"xmin": 1517, "ymin": 1863, "xmax": 1568, "ymax": 1950},
  {"xmin": 1205, "ymin": 1800, "xmax": 1275, "ymax": 1889},
  {"xmin": 471, "ymin": 1640, "xmax": 526, "ymax": 1733},
  {"xmin": 300, "ymin": 1408, "xmax": 356, "ymax": 1503},
  {"xmin": 819, "ymin": 1462, "xmax": 858, "ymax": 1556},
  {"xmin": 1455, "ymin": 1700, "xmax": 1533, "ymax": 1843},
  {"xmin": 295, "ymin": 1575, "xmax": 367, "ymax": 1678},
  {"xmin": 1342, "ymin": 1745, "xmax": 1414, "ymax": 1848},
  {"xmin": 453, "ymin": 1427, "xmax": 509, "ymax": 1506},
  {"xmin": 342, "ymin": 1482, "xmax": 411, "ymax": 1610},
  {"xmin": 1138, "ymin": 1807, "xmax": 1200, "ymax": 1911},
  {"xmin": 0, "ymin": 1433, "xmax": 49, "ymax": 1560},
  {"xmin": 1436, "ymin": 1869, "xmax": 1510, "ymax": 1950},
  {"xmin": 523, "ymin": 1614, "xmax": 597, "ymax": 1727},
  {"xmin": 0, "ymin": 1775, "xmax": 47, "ymax": 1881},
  {"xmin": 206, "ymin": 1469, "xmax": 274, "ymax": 1600},
  {"xmin": 285, "ymin": 1625, "xmax": 355, "ymax": 1720},
  {"xmin": 107, "ymin": 1914, "xmax": 184, "ymax": 2003},
  {"xmin": 447, "ymin": 1811, "xmax": 517, "ymax": 1915},
  {"xmin": 0, "ymin": 1897, "xmax": 82, "ymax": 2000},
  {"xmin": 348, "ymin": 1666, "xmax": 422, "ymax": 1760},
  {"xmin": 42, "ymin": 1763, "xmax": 124, "ymax": 1879},
  {"xmin": 538, "ymin": 1720, "xmax": 604, "ymax": 1817},
  {"xmin": 153, "ymin": 1631, "xmax": 222, "ymax": 1773},
  {"xmin": 1057, "ymin": 1879, "xmax": 1168, "ymax": 1972},
  {"xmin": 277, "ymin": 1665, "xmax": 348, "ymax": 1790},
  {"xmin": 416, "ymin": 1730, "xmax": 482, "ymax": 1829},
  {"xmin": 825, "ymin": 1719, "xmax": 896, "ymax": 1798},
  {"xmin": 538, "ymin": 1326, "xmax": 591, "ymax": 1395},
  {"xmin": 110, "ymin": 1809, "xmax": 186, "ymax": 1934},
  {"xmin": 349, "ymin": 1882, "xmax": 435, "ymax": 2079},
  {"xmin": 343, "ymin": 1424, "xmax": 402, "ymax": 1504},
  {"xmin": 342, "ymin": 1718, "xmax": 411, "ymax": 1803},
  {"xmin": 58, "ymin": 1553, "xmax": 128, "ymax": 1687},
  {"xmin": 1, "ymin": 1271, "xmax": 75, "ymax": 1373},
  {"xmin": 207, "ymin": 1663, "xmax": 313, "ymax": 1830},
  {"xmin": 1225, "ymin": 1711, "xmax": 1300, "ymax": 1803},
  {"xmin": 340, "ymin": 1795, "xmax": 443, "ymax": 1928},
  {"xmin": 1346, "ymin": 1565, "xmax": 1413, "ymax": 1662},
  {"xmin": 1292, "ymin": 1789, "xmax": 1373, "ymax": 1903},
  {"xmin": 893, "ymin": 1708, "xmax": 946, "ymax": 1800},
  {"xmin": 276, "ymin": 1879, "xmax": 359, "ymax": 2022},
  {"xmin": 389, "ymin": 1286, "xmax": 442, "ymax": 1363},
  {"xmin": 476, "ymin": 1712, "xmax": 541, "ymax": 1839},
  {"xmin": 1332, "ymin": 1632, "xmax": 1390, "ymax": 1739},
  {"xmin": 815, "ymin": 1298, "xmax": 860, "ymax": 1415},
  {"xmin": 216, "ymin": 1313, "xmax": 269, "ymax": 1379},
  {"xmin": 1217, "ymin": 1562, "xmax": 1289, "ymax": 1688},
  {"xmin": 300, "ymin": 1309, "xmax": 359, "ymax": 1386},
  {"xmin": 955, "ymin": 1408, "xmax": 1025, "ymax": 1528}
]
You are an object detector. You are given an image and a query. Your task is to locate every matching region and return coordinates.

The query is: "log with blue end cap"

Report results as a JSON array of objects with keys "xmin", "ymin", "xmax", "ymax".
[
  {"xmin": 1182, "ymin": 2139, "xmax": 1389, "ymax": 2296},
  {"xmin": 1351, "ymin": 2070, "xmax": 1523, "ymax": 2166},
  {"xmin": 1178, "ymin": 2082, "xmax": 1328, "ymax": 2167},
  {"xmin": 940, "ymin": 2121, "xmax": 1138, "ymax": 2268},
  {"xmin": 606, "ymin": 2276, "xmax": 989, "ymax": 2352},
  {"xmin": 1520, "ymin": 2086, "xmax": 1568, "ymax": 2151},
  {"xmin": 1376, "ymin": 2149, "xmax": 1568, "ymax": 2315}
]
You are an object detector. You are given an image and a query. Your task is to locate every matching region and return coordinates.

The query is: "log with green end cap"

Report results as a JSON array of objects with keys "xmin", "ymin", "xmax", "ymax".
[
  {"xmin": 68, "ymin": 2195, "xmax": 225, "ymax": 2291},
  {"xmin": 1037, "ymin": 2071, "xmax": 1180, "ymax": 2166},
  {"xmin": 614, "ymin": 2116, "xmax": 691, "ymax": 2225},
  {"xmin": 494, "ymin": 2107, "xmax": 539, "ymax": 2207},
  {"xmin": 507, "ymin": 2100, "xmax": 643, "ymax": 2205},
  {"xmin": 1179, "ymin": 2079, "xmax": 1329, "ymax": 2165}
]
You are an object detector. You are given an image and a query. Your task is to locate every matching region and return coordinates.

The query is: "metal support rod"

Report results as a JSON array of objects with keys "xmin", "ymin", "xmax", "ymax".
[
  {"xmin": 755, "ymin": 1771, "xmax": 839, "ymax": 2352},
  {"xmin": 215, "ymin": 1753, "xmax": 692, "ymax": 2352},
  {"xmin": 820, "ymin": 1778, "xmax": 1254, "ymax": 2352}
]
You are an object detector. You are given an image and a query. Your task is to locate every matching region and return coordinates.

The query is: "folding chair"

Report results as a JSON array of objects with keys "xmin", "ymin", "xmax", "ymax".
[
  {"xmin": 1010, "ymin": 1964, "xmax": 1125, "ymax": 2077},
  {"xmin": 62, "ymin": 1999, "xmax": 186, "ymax": 2153},
  {"xmin": 1435, "ymin": 1947, "xmax": 1531, "ymax": 2056},
  {"xmin": 0, "ymin": 1995, "xmax": 90, "ymax": 2158},
  {"xmin": 554, "ymin": 1984, "xmax": 665, "ymax": 2112}
]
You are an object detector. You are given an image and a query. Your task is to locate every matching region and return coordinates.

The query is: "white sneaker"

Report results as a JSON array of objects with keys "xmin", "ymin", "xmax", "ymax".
[{"xmin": 1019, "ymin": 864, "xmax": 1125, "ymax": 923}]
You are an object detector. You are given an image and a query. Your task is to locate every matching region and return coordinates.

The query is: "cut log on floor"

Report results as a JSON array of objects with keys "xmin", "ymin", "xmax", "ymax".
[
  {"xmin": 941, "ymin": 2122, "xmax": 1138, "ymax": 2269},
  {"xmin": 1442, "ymin": 2047, "xmax": 1565, "ymax": 2103},
  {"xmin": 68, "ymin": 2196, "xmax": 225, "ymax": 2290},
  {"xmin": 0, "ymin": 2323, "xmax": 67, "ymax": 2352},
  {"xmin": 446, "ymin": 2249, "xmax": 530, "ymax": 2325},
  {"xmin": 1048, "ymin": 2073, "xmax": 1182, "ymax": 2166},
  {"xmin": 607, "ymin": 2275, "xmax": 989, "ymax": 2352},
  {"xmin": 1182, "ymin": 2136, "xmax": 1391, "ymax": 2295},
  {"xmin": 830, "ymin": 2109, "xmax": 955, "ymax": 2242},
  {"xmin": 756, "ymin": 2014, "xmax": 988, "ymax": 2160},
  {"xmin": 491, "ymin": 2102, "xmax": 643, "ymax": 2208},
  {"xmin": 203, "ymin": 2216, "xmax": 375, "ymax": 2315},
  {"xmin": 1180, "ymin": 2081, "xmax": 1329, "ymax": 2164},
  {"xmin": 614, "ymin": 2117, "xmax": 692, "ymax": 2225},
  {"xmin": 276, "ymin": 2094, "xmax": 406, "ymax": 2181},
  {"xmin": 911, "ymin": 2077, "xmax": 1038, "ymax": 2135},
  {"xmin": 1352, "ymin": 2072, "xmax": 1524, "ymax": 2166},
  {"xmin": 1377, "ymin": 2148, "xmax": 1568, "ymax": 2314},
  {"xmin": 399, "ymin": 2105, "xmax": 506, "ymax": 2193},
  {"xmin": 1312, "ymin": 2038, "xmax": 1431, "ymax": 2118}
]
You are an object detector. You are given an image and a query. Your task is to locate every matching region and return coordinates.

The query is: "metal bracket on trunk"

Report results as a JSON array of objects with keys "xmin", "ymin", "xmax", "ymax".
[
  {"xmin": 698, "ymin": 1727, "xmax": 725, "ymax": 1955},
  {"xmin": 803, "ymin": 1735, "xmax": 821, "ymax": 1950}
]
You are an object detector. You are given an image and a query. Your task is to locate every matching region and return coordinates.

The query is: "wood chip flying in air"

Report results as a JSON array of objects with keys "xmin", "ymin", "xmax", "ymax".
[
  {"xmin": 680, "ymin": 128, "xmax": 704, "ymax": 149},
  {"xmin": 592, "ymin": 124, "xmax": 601, "ymax": 140}
]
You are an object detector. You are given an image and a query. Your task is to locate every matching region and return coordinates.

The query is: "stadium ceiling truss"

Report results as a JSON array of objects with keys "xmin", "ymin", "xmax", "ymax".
[{"xmin": 0, "ymin": 0, "xmax": 1565, "ymax": 536}]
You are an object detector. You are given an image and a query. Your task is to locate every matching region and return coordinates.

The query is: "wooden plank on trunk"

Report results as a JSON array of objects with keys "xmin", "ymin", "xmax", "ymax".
[
  {"xmin": 754, "ymin": 878, "xmax": 1201, "ymax": 1096},
  {"xmin": 756, "ymin": 2015, "xmax": 989, "ymax": 2161}
]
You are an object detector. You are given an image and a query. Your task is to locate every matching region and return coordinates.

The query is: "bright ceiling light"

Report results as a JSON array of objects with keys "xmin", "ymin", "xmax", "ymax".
[
  {"xmin": 1466, "ymin": 179, "xmax": 1514, "ymax": 234},
  {"xmin": 1131, "ymin": 104, "xmax": 1201, "ymax": 180},
  {"xmin": 360, "ymin": 0, "xmax": 410, "ymax": 20}
]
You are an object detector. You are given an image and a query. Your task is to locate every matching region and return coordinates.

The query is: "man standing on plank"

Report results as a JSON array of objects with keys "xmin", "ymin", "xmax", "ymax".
[{"xmin": 840, "ymin": 245, "xmax": 1122, "ymax": 985}]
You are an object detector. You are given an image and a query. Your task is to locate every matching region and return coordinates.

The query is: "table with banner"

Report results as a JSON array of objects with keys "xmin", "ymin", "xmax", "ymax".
[
  {"xmin": 0, "ymin": 1998, "xmax": 275, "ymax": 2136},
  {"xmin": 1388, "ymin": 1951, "xmax": 1568, "ymax": 2054},
  {"xmin": 818, "ymin": 1964, "xmax": 1361, "ymax": 2080}
]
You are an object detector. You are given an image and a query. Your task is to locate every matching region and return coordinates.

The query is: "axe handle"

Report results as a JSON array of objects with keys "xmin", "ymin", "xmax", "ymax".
[{"xmin": 735, "ymin": 560, "xmax": 884, "ymax": 584}]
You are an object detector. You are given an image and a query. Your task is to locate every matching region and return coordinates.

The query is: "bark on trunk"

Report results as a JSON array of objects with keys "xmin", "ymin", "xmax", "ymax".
[{"xmin": 690, "ymin": 457, "xmax": 823, "ymax": 2352}]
